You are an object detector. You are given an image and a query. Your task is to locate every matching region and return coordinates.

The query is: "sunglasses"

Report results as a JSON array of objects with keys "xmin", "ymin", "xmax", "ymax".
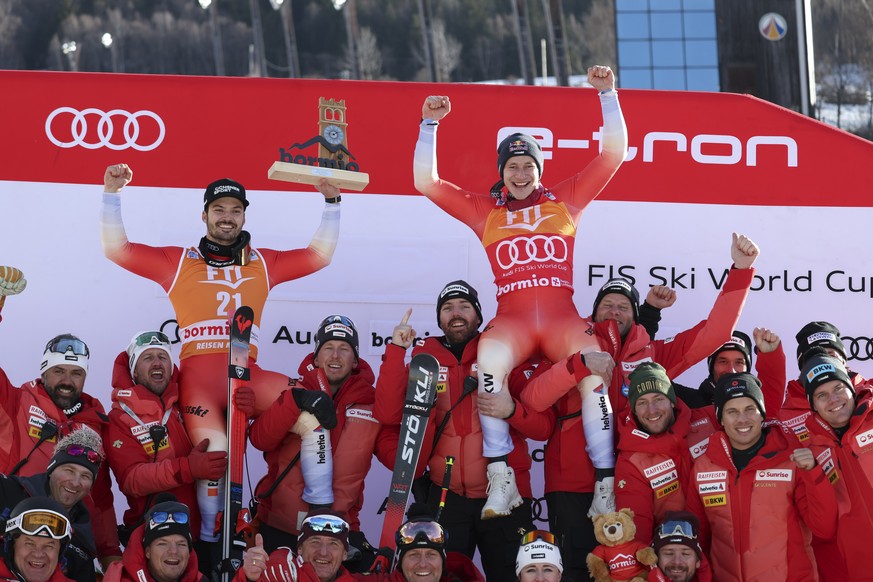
[
  {"xmin": 520, "ymin": 530, "xmax": 557, "ymax": 546},
  {"xmin": 149, "ymin": 511, "xmax": 189, "ymax": 526},
  {"xmin": 6, "ymin": 509, "xmax": 72, "ymax": 540},
  {"xmin": 302, "ymin": 515, "xmax": 349, "ymax": 534},
  {"xmin": 45, "ymin": 337, "xmax": 89, "ymax": 357},
  {"xmin": 396, "ymin": 520, "xmax": 446, "ymax": 546},
  {"xmin": 657, "ymin": 520, "xmax": 696, "ymax": 540},
  {"xmin": 132, "ymin": 331, "xmax": 171, "ymax": 348},
  {"xmin": 64, "ymin": 444, "xmax": 101, "ymax": 464}
]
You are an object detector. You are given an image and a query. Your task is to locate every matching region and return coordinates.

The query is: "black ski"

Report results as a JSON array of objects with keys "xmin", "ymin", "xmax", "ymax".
[
  {"xmin": 222, "ymin": 306, "xmax": 253, "ymax": 581},
  {"xmin": 374, "ymin": 353, "xmax": 439, "ymax": 569}
]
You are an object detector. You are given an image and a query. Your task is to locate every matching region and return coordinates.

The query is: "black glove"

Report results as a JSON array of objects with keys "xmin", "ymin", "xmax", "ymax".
[{"xmin": 291, "ymin": 388, "xmax": 337, "ymax": 430}]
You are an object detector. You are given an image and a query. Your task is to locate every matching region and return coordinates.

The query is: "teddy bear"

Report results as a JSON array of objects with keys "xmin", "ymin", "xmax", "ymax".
[{"xmin": 586, "ymin": 508, "xmax": 658, "ymax": 582}]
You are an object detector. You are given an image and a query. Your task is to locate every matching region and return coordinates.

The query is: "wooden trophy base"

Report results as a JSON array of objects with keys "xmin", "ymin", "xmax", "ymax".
[{"xmin": 267, "ymin": 161, "xmax": 370, "ymax": 191}]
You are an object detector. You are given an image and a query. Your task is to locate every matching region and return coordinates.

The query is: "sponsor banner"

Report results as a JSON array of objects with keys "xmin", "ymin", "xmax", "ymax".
[
  {"xmin": 755, "ymin": 469, "xmax": 793, "ymax": 481},
  {"xmin": 644, "ymin": 459, "xmax": 676, "ymax": 478},
  {"xmin": 699, "ymin": 481, "xmax": 726, "ymax": 494},
  {"xmin": 346, "ymin": 407, "xmax": 377, "ymax": 423},
  {"xmin": 856, "ymin": 428, "xmax": 873, "ymax": 448},
  {"xmin": 697, "ymin": 470, "xmax": 727, "ymax": 482},
  {"xmin": 703, "ymin": 494, "xmax": 727, "ymax": 507},
  {"xmin": 649, "ymin": 469, "xmax": 678, "ymax": 490}
]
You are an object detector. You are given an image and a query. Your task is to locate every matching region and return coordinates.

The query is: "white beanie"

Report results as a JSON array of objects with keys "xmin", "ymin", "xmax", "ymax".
[
  {"xmin": 127, "ymin": 331, "xmax": 173, "ymax": 378},
  {"xmin": 516, "ymin": 538, "xmax": 563, "ymax": 576}
]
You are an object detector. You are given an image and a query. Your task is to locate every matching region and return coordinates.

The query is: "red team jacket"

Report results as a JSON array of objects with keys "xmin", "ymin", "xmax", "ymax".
[
  {"xmin": 106, "ymin": 351, "xmax": 200, "ymax": 536},
  {"xmin": 0, "ymin": 368, "xmax": 120, "ymax": 560},
  {"xmin": 805, "ymin": 385, "xmax": 873, "ymax": 581},
  {"xmin": 688, "ymin": 427, "xmax": 838, "ymax": 582},
  {"xmin": 250, "ymin": 355, "xmax": 393, "ymax": 533},
  {"xmin": 374, "ymin": 336, "xmax": 554, "ymax": 499},
  {"xmin": 0, "ymin": 557, "xmax": 73, "ymax": 582}
]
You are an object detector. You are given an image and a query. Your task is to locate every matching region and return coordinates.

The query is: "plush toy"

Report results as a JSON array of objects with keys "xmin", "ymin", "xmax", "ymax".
[{"xmin": 586, "ymin": 508, "xmax": 658, "ymax": 582}]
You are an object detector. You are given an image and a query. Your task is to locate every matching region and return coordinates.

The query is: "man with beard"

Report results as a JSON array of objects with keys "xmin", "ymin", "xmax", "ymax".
[
  {"xmin": 374, "ymin": 281, "xmax": 553, "ymax": 581},
  {"xmin": 0, "ymin": 333, "xmax": 120, "ymax": 570},
  {"xmin": 648, "ymin": 512, "xmax": 711, "ymax": 582},
  {"xmin": 0, "ymin": 427, "xmax": 104, "ymax": 582},
  {"xmin": 101, "ymin": 163, "xmax": 341, "ymax": 545}
]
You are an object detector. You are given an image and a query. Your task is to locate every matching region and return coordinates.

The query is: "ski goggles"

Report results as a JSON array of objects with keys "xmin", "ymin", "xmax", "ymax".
[
  {"xmin": 131, "ymin": 331, "xmax": 171, "ymax": 348},
  {"xmin": 396, "ymin": 520, "xmax": 446, "ymax": 546},
  {"xmin": 657, "ymin": 519, "xmax": 696, "ymax": 540},
  {"xmin": 520, "ymin": 530, "xmax": 557, "ymax": 546},
  {"xmin": 44, "ymin": 337, "xmax": 90, "ymax": 357},
  {"xmin": 63, "ymin": 444, "xmax": 102, "ymax": 464},
  {"xmin": 149, "ymin": 511, "xmax": 190, "ymax": 526},
  {"xmin": 6, "ymin": 509, "xmax": 72, "ymax": 540},
  {"xmin": 301, "ymin": 515, "xmax": 349, "ymax": 534}
]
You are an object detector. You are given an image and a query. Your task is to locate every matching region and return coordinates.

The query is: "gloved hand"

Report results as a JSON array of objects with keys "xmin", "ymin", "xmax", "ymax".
[
  {"xmin": 186, "ymin": 438, "xmax": 228, "ymax": 481},
  {"xmin": 233, "ymin": 385, "xmax": 256, "ymax": 417},
  {"xmin": 261, "ymin": 547, "xmax": 299, "ymax": 582},
  {"xmin": 587, "ymin": 476, "xmax": 616, "ymax": 518},
  {"xmin": 292, "ymin": 388, "xmax": 337, "ymax": 430},
  {"xmin": 0, "ymin": 266, "xmax": 26, "ymax": 296},
  {"xmin": 369, "ymin": 546, "xmax": 396, "ymax": 573}
]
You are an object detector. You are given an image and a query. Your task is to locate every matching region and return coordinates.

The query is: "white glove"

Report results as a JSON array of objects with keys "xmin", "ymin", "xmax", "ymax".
[
  {"xmin": 587, "ymin": 476, "xmax": 616, "ymax": 518},
  {"xmin": 0, "ymin": 266, "xmax": 26, "ymax": 296}
]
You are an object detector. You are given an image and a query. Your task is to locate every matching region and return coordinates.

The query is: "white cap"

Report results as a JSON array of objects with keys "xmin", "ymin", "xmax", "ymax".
[
  {"xmin": 126, "ymin": 331, "xmax": 173, "ymax": 379},
  {"xmin": 40, "ymin": 336, "xmax": 89, "ymax": 374},
  {"xmin": 516, "ymin": 539, "xmax": 563, "ymax": 576}
]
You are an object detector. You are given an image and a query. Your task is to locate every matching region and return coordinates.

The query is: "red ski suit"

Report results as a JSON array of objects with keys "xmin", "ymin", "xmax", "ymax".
[
  {"xmin": 0, "ymin": 556, "xmax": 72, "ymax": 582},
  {"xmin": 0, "ymin": 367, "xmax": 120, "ymax": 560},
  {"xmin": 687, "ymin": 427, "xmax": 838, "ymax": 582},
  {"xmin": 521, "ymin": 266, "xmax": 752, "ymax": 494},
  {"xmin": 105, "ymin": 351, "xmax": 200, "ymax": 537},
  {"xmin": 805, "ymin": 385, "xmax": 873, "ymax": 581},
  {"xmin": 250, "ymin": 355, "xmax": 393, "ymax": 534},
  {"xmin": 374, "ymin": 338, "xmax": 554, "ymax": 498},
  {"xmin": 614, "ymin": 400, "xmax": 720, "ymax": 543}
]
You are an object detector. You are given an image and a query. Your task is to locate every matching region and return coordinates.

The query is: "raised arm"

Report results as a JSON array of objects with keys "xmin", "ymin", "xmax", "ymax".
[
  {"xmin": 100, "ymin": 164, "xmax": 182, "ymax": 289},
  {"xmin": 558, "ymin": 66, "xmax": 629, "ymax": 216},
  {"xmin": 412, "ymin": 96, "xmax": 493, "ymax": 238}
]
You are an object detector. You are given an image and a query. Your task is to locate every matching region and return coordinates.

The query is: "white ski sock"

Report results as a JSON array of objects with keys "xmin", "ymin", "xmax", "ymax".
[
  {"xmin": 197, "ymin": 478, "xmax": 222, "ymax": 542},
  {"xmin": 580, "ymin": 375, "xmax": 615, "ymax": 469}
]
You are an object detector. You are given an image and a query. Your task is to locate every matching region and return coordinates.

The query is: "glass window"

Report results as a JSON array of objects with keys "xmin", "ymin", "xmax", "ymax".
[
  {"xmin": 618, "ymin": 40, "xmax": 653, "ymax": 67},
  {"xmin": 683, "ymin": 11, "xmax": 717, "ymax": 38},
  {"xmin": 617, "ymin": 13, "xmax": 651, "ymax": 39},
  {"xmin": 683, "ymin": 0, "xmax": 715, "ymax": 10},
  {"xmin": 685, "ymin": 40, "xmax": 718, "ymax": 66},
  {"xmin": 651, "ymin": 0, "xmax": 682, "ymax": 11},
  {"xmin": 653, "ymin": 68, "xmax": 687, "ymax": 89},
  {"xmin": 619, "ymin": 68, "xmax": 654, "ymax": 89},
  {"xmin": 686, "ymin": 67, "xmax": 720, "ymax": 91},
  {"xmin": 651, "ymin": 13, "xmax": 683, "ymax": 38},
  {"xmin": 652, "ymin": 40, "xmax": 684, "ymax": 66},
  {"xmin": 616, "ymin": 0, "xmax": 650, "ymax": 11}
]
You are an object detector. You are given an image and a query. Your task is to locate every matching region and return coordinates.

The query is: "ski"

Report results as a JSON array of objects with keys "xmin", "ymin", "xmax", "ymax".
[
  {"xmin": 374, "ymin": 353, "xmax": 439, "ymax": 570},
  {"xmin": 222, "ymin": 306, "xmax": 254, "ymax": 581}
]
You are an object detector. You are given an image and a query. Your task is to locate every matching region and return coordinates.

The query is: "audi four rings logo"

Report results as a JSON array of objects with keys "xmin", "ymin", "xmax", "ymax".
[
  {"xmin": 842, "ymin": 336, "xmax": 873, "ymax": 361},
  {"xmin": 45, "ymin": 107, "xmax": 166, "ymax": 151},
  {"xmin": 495, "ymin": 235, "xmax": 568, "ymax": 270}
]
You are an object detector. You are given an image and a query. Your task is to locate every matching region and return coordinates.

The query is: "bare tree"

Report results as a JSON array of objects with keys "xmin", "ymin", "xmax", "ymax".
[
  {"xmin": 431, "ymin": 18, "xmax": 461, "ymax": 82},
  {"xmin": 0, "ymin": 0, "xmax": 24, "ymax": 69},
  {"xmin": 357, "ymin": 25, "xmax": 382, "ymax": 79},
  {"xmin": 576, "ymin": 0, "xmax": 616, "ymax": 72}
]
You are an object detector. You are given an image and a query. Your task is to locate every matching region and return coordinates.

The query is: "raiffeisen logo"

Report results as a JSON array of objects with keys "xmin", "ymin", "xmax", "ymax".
[{"xmin": 497, "ymin": 126, "xmax": 798, "ymax": 167}]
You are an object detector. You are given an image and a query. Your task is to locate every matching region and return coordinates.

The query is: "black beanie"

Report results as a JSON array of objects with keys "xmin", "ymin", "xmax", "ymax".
[
  {"xmin": 396, "ymin": 503, "xmax": 447, "ymax": 566},
  {"xmin": 713, "ymin": 372, "xmax": 766, "ymax": 423},
  {"xmin": 707, "ymin": 331, "xmax": 753, "ymax": 379},
  {"xmin": 46, "ymin": 443, "xmax": 102, "ymax": 481},
  {"xmin": 297, "ymin": 509, "xmax": 350, "ymax": 551},
  {"xmin": 592, "ymin": 278, "xmax": 640, "ymax": 322},
  {"xmin": 313, "ymin": 315, "xmax": 359, "ymax": 360},
  {"xmin": 143, "ymin": 495, "xmax": 192, "ymax": 548},
  {"xmin": 496, "ymin": 133, "xmax": 544, "ymax": 178},
  {"xmin": 653, "ymin": 511, "xmax": 702, "ymax": 560},
  {"xmin": 795, "ymin": 321, "xmax": 846, "ymax": 368},
  {"xmin": 436, "ymin": 280, "xmax": 483, "ymax": 327},
  {"xmin": 203, "ymin": 178, "xmax": 248, "ymax": 211},
  {"xmin": 800, "ymin": 347, "xmax": 854, "ymax": 409}
]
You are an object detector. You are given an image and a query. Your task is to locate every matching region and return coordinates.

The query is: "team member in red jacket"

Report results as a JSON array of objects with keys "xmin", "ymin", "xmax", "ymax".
[
  {"xmin": 0, "ymin": 333, "xmax": 120, "ymax": 569},
  {"xmin": 614, "ymin": 363, "xmax": 700, "ymax": 543},
  {"xmin": 1, "ymin": 497, "xmax": 75, "ymax": 582},
  {"xmin": 520, "ymin": 235, "xmax": 757, "ymax": 582},
  {"xmin": 687, "ymin": 372, "xmax": 838, "ymax": 582},
  {"xmin": 800, "ymin": 349, "xmax": 873, "ymax": 581},
  {"xmin": 105, "ymin": 331, "xmax": 230, "ymax": 572},
  {"xmin": 374, "ymin": 281, "xmax": 554, "ymax": 582},
  {"xmin": 250, "ymin": 316, "xmax": 392, "ymax": 562},
  {"xmin": 648, "ymin": 512, "xmax": 711, "ymax": 582}
]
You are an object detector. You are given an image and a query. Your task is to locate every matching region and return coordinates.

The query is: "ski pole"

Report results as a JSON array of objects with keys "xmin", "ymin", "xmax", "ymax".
[{"xmin": 435, "ymin": 456, "xmax": 455, "ymax": 523}]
